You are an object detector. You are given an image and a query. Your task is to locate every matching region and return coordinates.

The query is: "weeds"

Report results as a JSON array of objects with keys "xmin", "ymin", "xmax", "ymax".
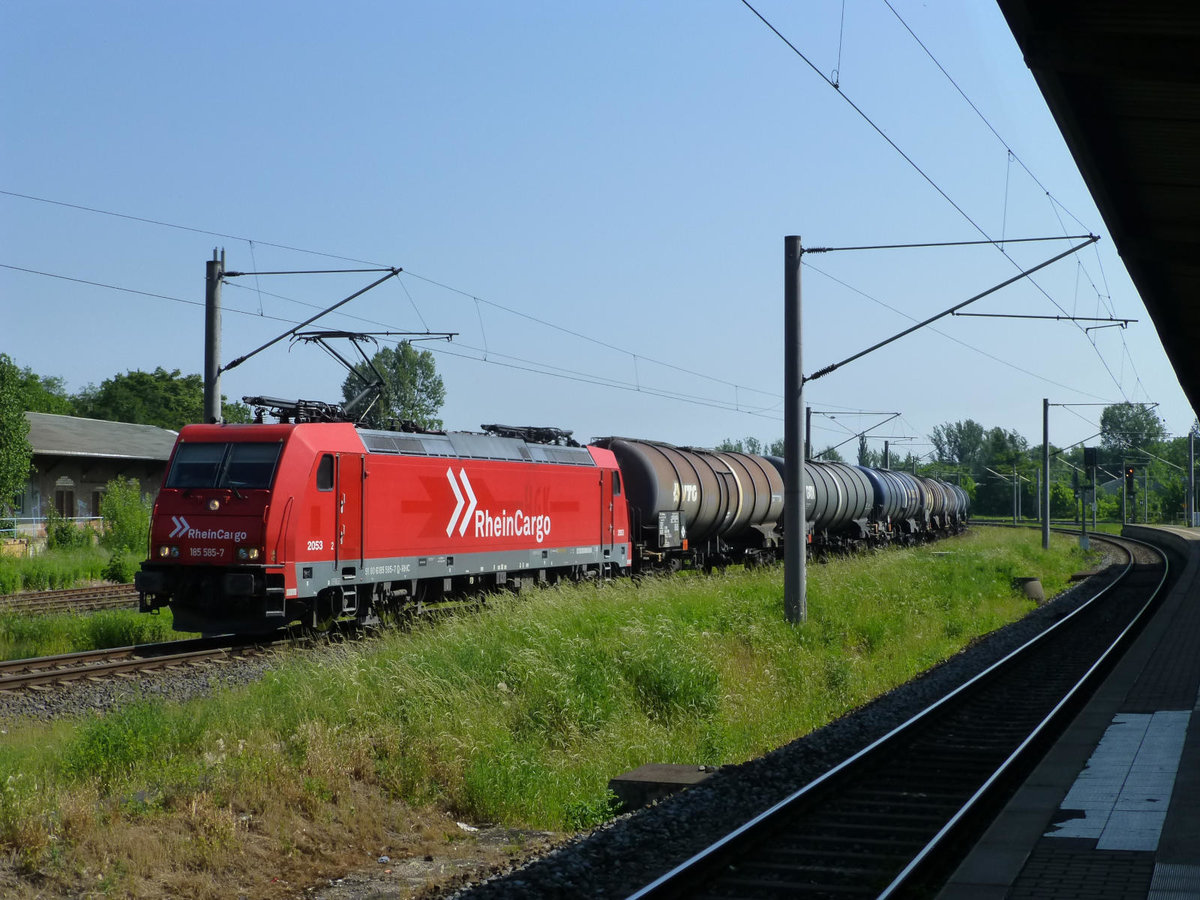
[
  {"xmin": 0, "ymin": 609, "xmax": 182, "ymax": 661},
  {"xmin": 0, "ymin": 548, "xmax": 108, "ymax": 594}
]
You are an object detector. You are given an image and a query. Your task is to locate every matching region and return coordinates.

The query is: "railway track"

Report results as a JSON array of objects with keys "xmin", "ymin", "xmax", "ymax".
[
  {"xmin": 0, "ymin": 583, "xmax": 138, "ymax": 616},
  {"xmin": 0, "ymin": 636, "xmax": 277, "ymax": 692},
  {"xmin": 627, "ymin": 531, "xmax": 1170, "ymax": 900}
]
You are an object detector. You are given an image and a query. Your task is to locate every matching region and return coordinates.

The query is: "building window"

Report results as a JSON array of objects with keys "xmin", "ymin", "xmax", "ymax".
[
  {"xmin": 92, "ymin": 490, "xmax": 104, "ymax": 517},
  {"xmin": 55, "ymin": 490, "xmax": 75, "ymax": 518}
]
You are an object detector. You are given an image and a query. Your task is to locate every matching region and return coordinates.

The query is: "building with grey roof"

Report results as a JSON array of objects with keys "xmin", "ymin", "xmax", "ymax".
[{"xmin": 14, "ymin": 412, "xmax": 177, "ymax": 525}]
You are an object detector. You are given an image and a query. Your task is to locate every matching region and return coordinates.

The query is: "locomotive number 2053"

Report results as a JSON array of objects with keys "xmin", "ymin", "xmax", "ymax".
[{"xmin": 307, "ymin": 540, "xmax": 325, "ymax": 551}]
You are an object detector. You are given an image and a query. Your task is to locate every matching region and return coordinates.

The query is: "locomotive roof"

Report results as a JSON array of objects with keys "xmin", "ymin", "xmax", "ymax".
[{"xmin": 358, "ymin": 427, "xmax": 597, "ymax": 466}]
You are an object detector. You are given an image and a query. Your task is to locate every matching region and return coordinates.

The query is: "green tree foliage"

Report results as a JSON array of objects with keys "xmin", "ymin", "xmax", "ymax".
[
  {"xmin": 715, "ymin": 437, "xmax": 784, "ymax": 456},
  {"xmin": 815, "ymin": 445, "xmax": 846, "ymax": 463},
  {"xmin": 1100, "ymin": 402, "xmax": 1166, "ymax": 454},
  {"xmin": 340, "ymin": 342, "xmax": 446, "ymax": 430},
  {"xmin": 0, "ymin": 354, "xmax": 34, "ymax": 514},
  {"xmin": 930, "ymin": 419, "xmax": 985, "ymax": 468},
  {"xmin": 856, "ymin": 434, "xmax": 883, "ymax": 467},
  {"xmin": 1049, "ymin": 481, "xmax": 1077, "ymax": 520},
  {"xmin": 74, "ymin": 368, "xmax": 249, "ymax": 430},
  {"xmin": 13, "ymin": 364, "xmax": 74, "ymax": 414}
]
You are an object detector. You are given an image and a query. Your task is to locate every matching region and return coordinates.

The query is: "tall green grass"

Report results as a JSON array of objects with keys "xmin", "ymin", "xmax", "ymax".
[
  {"xmin": 0, "ymin": 548, "xmax": 110, "ymax": 594},
  {"xmin": 0, "ymin": 609, "xmax": 183, "ymax": 660},
  {"xmin": 0, "ymin": 528, "xmax": 1099, "ymax": 870}
]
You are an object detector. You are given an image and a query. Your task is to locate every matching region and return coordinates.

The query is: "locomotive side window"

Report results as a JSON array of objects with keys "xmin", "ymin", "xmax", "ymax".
[
  {"xmin": 613, "ymin": 472, "xmax": 621, "ymax": 495},
  {"xmin": 316, "ymin": 454, "xmax": 334, "ymax": 491}
]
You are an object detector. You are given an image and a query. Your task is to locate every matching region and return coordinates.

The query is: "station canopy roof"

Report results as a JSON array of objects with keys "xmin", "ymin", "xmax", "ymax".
[{"xmin": 997, "ymin": 0, "xmax": 1200, "ymax": 420}]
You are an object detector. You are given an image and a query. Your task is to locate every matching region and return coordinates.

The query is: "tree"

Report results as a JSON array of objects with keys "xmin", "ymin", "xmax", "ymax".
[
  {"xmin": 0, "ymin": 354, "xmax": 34, "ymax": 515},
  {"xmin": 930, "ymin": 419, "xmax": 985, "ymax": 468},
  {"xmin": 15, "ymin": 364, "xmax": 73, "ymax": 414},
  {"xmin": 341, "ymin": 342, "xmax": 446, "ymax": 431},
  {"xmin": 715, "ymin": 436, "xmax": 784, "ymax": 456},
  {"xmin": 74, "ymin": 368, "xmax": 249, "ymax": 430},
  {"xmin": 1099, "ymin": 402, "xmax": 1166, "ymax": 454},
  {"xmin": 815, "ymin": 445, "xmax": 846, "ymax": 463},
  {"xmin": 856, "ymin": 434, "xmax": 880, "ymax": 467}
]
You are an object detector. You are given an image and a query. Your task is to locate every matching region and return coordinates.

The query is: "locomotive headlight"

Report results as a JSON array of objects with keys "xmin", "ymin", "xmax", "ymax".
[
  {"xmin": 208, "ymin": 499, "xmax": 221, "ymax": 512},
  {"xmin": 158, "ymin": 545, "xmax": 171, "ymax": 558},
  {"xmin": 237, "ymin": 547, "xmax": 261, "ymax": 561}
]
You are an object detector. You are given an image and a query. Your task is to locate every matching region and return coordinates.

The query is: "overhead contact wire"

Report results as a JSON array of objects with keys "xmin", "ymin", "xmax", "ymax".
[{"xmin": 741, "ymin": 2, "xmax": 1136, "ymax": 403}]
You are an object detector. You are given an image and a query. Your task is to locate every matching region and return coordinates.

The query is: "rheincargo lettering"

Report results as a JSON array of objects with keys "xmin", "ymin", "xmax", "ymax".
[
  {"xmin": 187, "ymin": 528, "xmax": 248, "ymax": 542},
  {"xmin": 474, "ymin": 509, "xmax": 552, "ymax": 544}
]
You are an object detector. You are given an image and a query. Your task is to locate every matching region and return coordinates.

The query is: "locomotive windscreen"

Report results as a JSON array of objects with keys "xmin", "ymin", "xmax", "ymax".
[{"xmin": 165, "ymin": 442, "xmax": 283, "ymax": 490}]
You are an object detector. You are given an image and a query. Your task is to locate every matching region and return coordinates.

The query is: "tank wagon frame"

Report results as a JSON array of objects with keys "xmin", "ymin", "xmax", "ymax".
[{"xmin": 137, "ymin": 424, "xmax": 968, "ymax": 635}]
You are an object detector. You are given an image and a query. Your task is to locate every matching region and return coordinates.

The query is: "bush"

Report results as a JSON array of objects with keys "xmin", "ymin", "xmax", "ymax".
[
  {"xmin": 102, "ymin": 552, "xmax": 139, "ymax": 584},
  {"xmin": 79, "ymin": 611, "xmax": 175, "ymax": 650},
  {"xmin": 100, "ymin": 476, "xmax": 151, "ymax": 555},
  {"xmin": 45, "ymin": 507, "xmax": 90, "ymax": 551}
]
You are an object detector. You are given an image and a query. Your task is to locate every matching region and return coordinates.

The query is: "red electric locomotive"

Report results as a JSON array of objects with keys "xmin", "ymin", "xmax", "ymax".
[{"xmin": 136, "ymin": 422, "xmax": 631, "ymax": 634}]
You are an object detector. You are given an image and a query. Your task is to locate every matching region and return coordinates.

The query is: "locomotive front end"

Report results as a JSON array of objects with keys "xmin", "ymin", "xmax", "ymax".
[{"xmin": 137, "ymin": 426, "xmax": 288, "ymax": 634}]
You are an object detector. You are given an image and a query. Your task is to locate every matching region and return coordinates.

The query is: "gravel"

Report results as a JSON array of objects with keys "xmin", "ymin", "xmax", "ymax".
[{"xmin": 0, "ymin": 649, "xmax": 283, "ymax": 723}]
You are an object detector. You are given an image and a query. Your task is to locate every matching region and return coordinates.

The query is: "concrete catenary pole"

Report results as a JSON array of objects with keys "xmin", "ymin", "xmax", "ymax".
[
  {"xmin": 1189, "ymin": 431, "xmax": 1196, "ymax": 526},
  {"xmin": 204, "ymin": 248, "xmax": 225, "ymax": 424},
  {"xmin": 1042, "ymin": 398, "xmax": 1050, "ymax": 549},
  {"xmin": 805, "ymin": 406, "xmax": 812, "ymax": 462},
  {"xmin": 1013, "ymin": 464, "xmax": 1018, "ymax": 525},
  {"xmin": 784, "ymin": 236, "xmax": 807, "ymax": 624},
  {"xmin": 1092, "ymin": 465, "xmax": 1098, "ymax": 530}
]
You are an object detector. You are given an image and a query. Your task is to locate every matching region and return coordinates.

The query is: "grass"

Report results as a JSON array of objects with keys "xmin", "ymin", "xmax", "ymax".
[
  {"xmin": 0, "ymin": 548, "xmax": 110, "ymax": 595},
  {"xmin": 0, "ymin": 609, "xmax": 186, "ymax": 661},
  {"xmin": 0, "ymin": 528, "xmax": 1100, "ymax": 898},
  {"xmin": 0, "ymin": 548, "xmax": 190, "ymax": 660}
]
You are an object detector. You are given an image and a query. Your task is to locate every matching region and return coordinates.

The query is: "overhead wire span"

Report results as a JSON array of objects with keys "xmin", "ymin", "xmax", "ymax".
[
  {"xmin": 399, "ymin": 269, "xmax": 780, "ymax": 401},
  {"xmin": 803, "ymin": 260, "xmax": 1112, "ymax": 402},
  {"xmin": 4, "ymin": 259, "xmax": 787, "ymax": 419},
  {"xmin": 740, "ymin": 2, "xmax": 1140, "ymax": 403}
]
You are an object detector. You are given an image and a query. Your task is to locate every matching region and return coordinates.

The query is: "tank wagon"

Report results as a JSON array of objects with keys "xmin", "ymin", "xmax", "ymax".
[
  {"xmin": 137, "ymin": 423, "xmax": 968, "ymax": 634},
  {"xmin": 591, "ymin": 438, "xmax": 785, "ymax": 571}
]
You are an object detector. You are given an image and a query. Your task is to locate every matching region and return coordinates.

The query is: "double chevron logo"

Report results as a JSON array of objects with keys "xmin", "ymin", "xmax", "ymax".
[
  {"xmin": 169, "ymin": 516, "xmax": 191, "ymax": 538},
  {"xmin": 445, "ymin": 468, "xmax": 477, "ymax": 537}
]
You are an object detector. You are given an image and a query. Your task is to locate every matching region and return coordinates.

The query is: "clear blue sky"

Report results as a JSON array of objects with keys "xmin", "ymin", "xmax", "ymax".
[{"xmin": 3, "ymin": 1, "xmax": 1195, "ymax": 460}]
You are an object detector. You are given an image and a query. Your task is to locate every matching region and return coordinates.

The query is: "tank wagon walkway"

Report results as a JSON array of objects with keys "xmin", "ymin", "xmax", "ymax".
[{"xmin": 940, "ymin": 526, "xmax": 1200, "ymax": 900}]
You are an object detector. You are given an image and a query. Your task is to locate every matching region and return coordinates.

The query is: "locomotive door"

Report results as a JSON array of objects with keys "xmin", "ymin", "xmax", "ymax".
[
  {"xmin": 335, "ymin": 453, "xmax": 365, "ymax": 571},
  {"xmin": 600, "ymin": 470, "xmax": 614, "ymax": 561}
]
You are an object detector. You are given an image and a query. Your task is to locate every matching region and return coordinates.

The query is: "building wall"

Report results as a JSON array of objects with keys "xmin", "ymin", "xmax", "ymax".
[{"xmin": 18, "ymin": 454, "xmax": 167, "ymax": 523}]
